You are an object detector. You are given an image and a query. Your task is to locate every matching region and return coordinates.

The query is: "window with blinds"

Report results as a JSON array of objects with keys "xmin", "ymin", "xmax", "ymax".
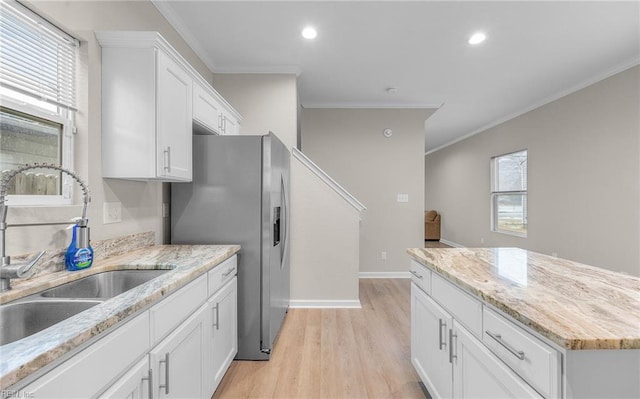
[
  {"xmin": 0, "ymin": 0, "xmax": 78, "ymax": 205},
  {"xmin": 491, "ymin": 150, "xmax": 528, "ymax": 236}
]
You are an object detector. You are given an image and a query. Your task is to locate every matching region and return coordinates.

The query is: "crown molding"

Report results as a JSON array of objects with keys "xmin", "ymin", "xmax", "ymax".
[
  {"xmin": 425, "ymin": 57, "xmax": 640, "ymax": 156},
  {"xmin": 302, "ymin": 102, "xmax": 443, "ymax": 109},
  {"xmin": 213, "ymin": 65, "xmax": 302, "ymax": 76},
  {"xmin": 151, "ymin": 0, "xmax": 218, "ymax": 73}
]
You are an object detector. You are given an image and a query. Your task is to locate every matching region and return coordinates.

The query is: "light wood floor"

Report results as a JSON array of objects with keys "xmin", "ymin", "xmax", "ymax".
[{"xmin": 212, "ymin": 279, "xmax": 426, "ymax": 399}]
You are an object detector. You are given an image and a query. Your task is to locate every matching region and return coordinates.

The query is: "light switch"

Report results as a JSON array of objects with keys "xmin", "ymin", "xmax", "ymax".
[{"xmin": 397, "ymin": 193, "xmax": 409, "ymax": 203}]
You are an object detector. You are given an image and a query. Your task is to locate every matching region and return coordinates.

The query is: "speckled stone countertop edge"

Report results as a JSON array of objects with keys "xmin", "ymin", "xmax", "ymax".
[
  {"xmin": 0, "ymin": 244, "xmax": 240, "ymax": 389},
  {"xmin": 406, "ymin": 248, "xmax": 640, "ymax": 351}
]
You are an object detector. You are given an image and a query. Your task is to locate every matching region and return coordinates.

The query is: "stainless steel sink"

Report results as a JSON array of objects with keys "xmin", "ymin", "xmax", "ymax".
[
  {"xmin": 0, "ymin": 269, "xmax": 171, "ymax": 346},
  {"xmin": 39, "ymin": 269, "xmax": 170, "ymax": 299},
  {"xmin": 0, "ymin": 299, "xmax": 101, "ymax": 346}
]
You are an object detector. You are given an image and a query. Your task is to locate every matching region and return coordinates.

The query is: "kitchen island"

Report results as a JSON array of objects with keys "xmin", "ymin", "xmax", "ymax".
[
  {"xmin": 0, "ymin": 244, "xmax": 240, "ymax": 394},
  {"xmin": 407, "ymin": 247, "xmax": 640, "ymax": 399}
]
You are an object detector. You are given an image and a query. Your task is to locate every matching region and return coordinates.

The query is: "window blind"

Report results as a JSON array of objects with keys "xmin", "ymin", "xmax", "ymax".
[{"xmin": 0, "ymin": 0, "xmax": 78, "ymax": 111}]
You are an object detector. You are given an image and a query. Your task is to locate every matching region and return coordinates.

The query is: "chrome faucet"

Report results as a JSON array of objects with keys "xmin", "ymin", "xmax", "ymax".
[{"xmin": 0, "ymin": 163, "xmax": 91, "ymax": 292}]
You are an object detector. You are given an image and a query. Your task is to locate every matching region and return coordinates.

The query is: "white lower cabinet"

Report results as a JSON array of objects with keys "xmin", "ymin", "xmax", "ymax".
[
  {"xmin": 24, "ymin": 311, "xmax": 150, "ymax": 399},
  {"xmin": 98, "ymin": 356, "xmax": 151, "ymax": 399},
  {"xmin": 21, "ymin": 256, "xmax": 238, "ymax": 399},
  {"xmin": 150, "ymin": 303, "xmax": 208, "ymax": 399},
  {"xmin": 453, "ymin": 320, "xmax": 542, "ymax": 398},
  {"xmin": 207, "ymin": 277, "xmax": 238, "ymax": 394},
  {"xmin": 411, "ymin": 283, "xmax": 453, "ymax": 398},
  {"xmin": 411, "ymin": 276, "xmax": 545, "ymax": 399}
]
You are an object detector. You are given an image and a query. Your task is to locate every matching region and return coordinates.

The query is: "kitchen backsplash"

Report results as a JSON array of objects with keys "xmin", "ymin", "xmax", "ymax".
[{"xmin": 11, "ymin": 231, "xmax": 156, "ymax": 281}]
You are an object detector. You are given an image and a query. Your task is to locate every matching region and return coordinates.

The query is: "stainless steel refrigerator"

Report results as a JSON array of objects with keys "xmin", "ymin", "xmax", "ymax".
[{"xmin": 171, "ymin": 132, "xmax": 290, "ymax": 360}]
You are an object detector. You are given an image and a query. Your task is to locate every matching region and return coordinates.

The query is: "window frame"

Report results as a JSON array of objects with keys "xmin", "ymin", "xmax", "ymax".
[
  {"xmin": 490, "ymin": 149, "xmax": 528, "ymax": 237},
  {"xmin": 0, "ymin": 0, "xmax": 77, "ymax": 206}
]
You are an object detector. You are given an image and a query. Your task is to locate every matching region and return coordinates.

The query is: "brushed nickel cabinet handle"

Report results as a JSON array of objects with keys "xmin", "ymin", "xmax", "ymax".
[
  {"xmin": 409, "ymin": 270, "xmax": 423, "ymax": 280},
  {"xmin": 141, "ymin": 368, "xmax": 153, "ymax": 399},
  {"xmin": 439, "ymin": 319, "xmax": 447, "ymax": 350},
  {"xmin": 163, "ymin": 147, "xmax": 171, "ymax": 172},
  {"xmin": 486, "ymin": 330, "xmax": 525, "ymax": 360},
  {"xmin": 449, "ymin": 328, "xmax": 457, "ymax": 363},
  {"xmin": 213, "ymin": 302, "xmax": 220, "ymax": 330},
  {"xmin": 159, "ymin": 353, "xmax": 170, "ymax": 394}
]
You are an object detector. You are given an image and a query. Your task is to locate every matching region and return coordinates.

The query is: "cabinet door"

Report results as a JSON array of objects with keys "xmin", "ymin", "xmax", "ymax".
[
  {"xmin": 221, "ymin": 111, "xmax": 239, "ymax": 135},
  {"xmin": 206, "ymin": 277, "xmax": 238, "ymax": 395},
  {"xmin": 193, "ymin": 83, "xmax": 222, "ymax": 134},
  {"xmin": 156, "ymin": 49, "xmax": 192, "ymax": 181},
  {"xmin": 150, "ymin": 303, "xmax": 207, "ymax": 399},
  {"xmin": 452, "ymin": 322, "xmax": 542, "ymax": 399},
  {"xmin": 98, "ymin": 356, "xmax": 151, "ymax": 399},
  {"xmin": 411, "ymin": 283, "xmax": 453, "ymax": 399}
]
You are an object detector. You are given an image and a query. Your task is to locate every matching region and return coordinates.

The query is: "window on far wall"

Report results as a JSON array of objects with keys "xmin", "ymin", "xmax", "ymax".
[
  {"xmin": 491, "ymin": 150, "xmax": 528, "ymax": 237},
  {"xmin": 0, "ymin": 0, "xmax": 78, "ymax": 205}
]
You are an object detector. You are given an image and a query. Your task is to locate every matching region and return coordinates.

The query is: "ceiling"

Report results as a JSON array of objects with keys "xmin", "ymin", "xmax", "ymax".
[{"xmin": 152, "ymin": 1, "xmax": 640, "ymax": 153}]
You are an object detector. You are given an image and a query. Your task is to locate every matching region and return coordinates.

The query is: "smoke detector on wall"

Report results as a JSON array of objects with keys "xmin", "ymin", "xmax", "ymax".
[{"xmin": 383, "ymin": 128, "xmax": 393, "ymax": 138}]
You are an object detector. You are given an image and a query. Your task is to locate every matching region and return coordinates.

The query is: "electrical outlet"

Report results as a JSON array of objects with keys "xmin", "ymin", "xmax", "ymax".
[
  {"xmin": 162, "ymin": 203, "xmax": 170, "ymax": 218},
  {"xmin": 381, "ymin": 251, "xmax": 387, "ymax": 260},
  {"xmin": 397, "ymin": 193, "xmax": 409, "ymax": 203},
  {"xmin": 480, "ymin": 237, "xmax": 485, "ymax": 244},
  {"xmin": 551, "ymin": 252, "xmax": 558, "ymax": 257},
  {"xmin": 103, "ymin": 202, "xmax": 122, "ymax": 224}
]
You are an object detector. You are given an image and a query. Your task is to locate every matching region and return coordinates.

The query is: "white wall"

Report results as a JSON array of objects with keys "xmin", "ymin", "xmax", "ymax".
[
  {"xmin": 425, "ymin": 66, "xmax": 640, "ymax": 276},
  {"xmin": 212, "ymin": 73, "xmax": 298, "ymax": 150},
  {"xmin": 7, "ymin": 1, "xmax": 211, "ymax": 255},
  {"xmin": 289, "ymin": 156, "xmax": 360, "ymax": 305},
  {"xmin": 6, "ymin": 0, "xmax": 213, "ymax": 257},
  {"xmin": 302, "ymin": 108, "xmax": 435, "ymax": 275}
]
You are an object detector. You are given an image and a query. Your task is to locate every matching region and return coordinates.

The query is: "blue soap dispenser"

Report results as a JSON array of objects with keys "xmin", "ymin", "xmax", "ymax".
[{"xmin": 65, "ymin": 219, "xmax": 93, "ymax": 271}]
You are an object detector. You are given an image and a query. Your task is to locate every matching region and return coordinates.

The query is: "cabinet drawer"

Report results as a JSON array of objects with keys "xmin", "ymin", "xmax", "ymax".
[
  {"xmin": 25, "ymin": 311, "xmax": 150, "ymax": 398},
  {"xmin": 208, "ymin": 255, "xmax": 238, "ymax": 296},
  {"xmin": 409, "ymin": 260, "xmax": 431, "ymax": 294},
  {"xmin": 431, "ymin": 273, "xmax": 482, "ymax": 337},
  {"xmin": 150, "ymin": 273, "xmax": 207, "ymax": 345},
  {"xmin": 483, "ymin": 308, "xmax": 559, "ymax": 398}
]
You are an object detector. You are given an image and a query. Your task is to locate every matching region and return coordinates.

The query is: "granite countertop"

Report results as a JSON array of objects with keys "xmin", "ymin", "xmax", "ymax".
[
  {"xmin": 407, "ymin": 247, "xmax": 640, "ymax": 351},
  {"xmin": 0, "ymin": 244, "xmax": 240, "ymax": 389}
]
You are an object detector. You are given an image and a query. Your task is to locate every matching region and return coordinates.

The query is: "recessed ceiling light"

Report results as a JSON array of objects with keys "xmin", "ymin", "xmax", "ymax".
[
  {"xmin": 302, "ymin": 26, "xmax": 317, "ymax": 40},
  {"xmin": 468, "ymin": 32, "xmax": 486, "ymax": 45}
]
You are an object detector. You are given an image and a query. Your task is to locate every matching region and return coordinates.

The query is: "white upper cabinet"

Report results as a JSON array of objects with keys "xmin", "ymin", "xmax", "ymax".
[
  {"xmin": 193, "ymin": 82, "xmax": 240, "ymax": 136},
  {"xmin": 221, "ymin": 107, "xmax": 240, "ymax": 135},
  {"xmin": 193, "ymin": 83, "xmax": 223, "ymax": 135},
  {"xmin": 97, "ymin": 31, "xmax": 242, "ymax": 181},
  {"xmin": 156, "ymin": 50, "xmax": 192, "ymax": 180}
]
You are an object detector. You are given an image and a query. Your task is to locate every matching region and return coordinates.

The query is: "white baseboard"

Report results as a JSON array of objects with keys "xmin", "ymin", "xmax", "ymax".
[
  {"xmin": 359, "ymin": 271, "xmax": 410, "ymax": 279},
  {"xmin": 440, "ymin": 238, "xmax": 464, "ymax": 248},
  {"xmin": 289, "ymin": 299, "xmax": 362, "ymax": 309}
]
